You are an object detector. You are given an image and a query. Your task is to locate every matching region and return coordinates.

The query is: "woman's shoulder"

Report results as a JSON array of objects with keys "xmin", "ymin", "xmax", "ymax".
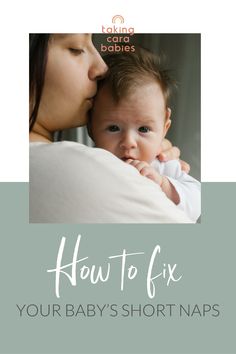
[
  {"xmin": 30, "ymin": 140, "xmax": 119, "ymax": 168},
  {"xmin": 29, "ymin": 140, "xmax": 113, "ymax": 155},
  {"xmin": 30, "ymin": 141, "xmax": 92, "ymax": 164},
  {"xmin": 30, "ymin": 141, "xmax": 88, "ymax": 154}
]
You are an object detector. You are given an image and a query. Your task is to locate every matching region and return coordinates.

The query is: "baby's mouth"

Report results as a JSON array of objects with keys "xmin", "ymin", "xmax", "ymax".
[{"xmin": 121, "ymin": 156, "xmax": 135, "ymax": 161}]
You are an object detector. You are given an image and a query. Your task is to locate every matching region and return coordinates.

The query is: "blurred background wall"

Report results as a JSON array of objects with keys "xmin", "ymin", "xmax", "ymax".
[{"xmin": 61, "ymin": 33, "xmax": 200, "ymax": 180}]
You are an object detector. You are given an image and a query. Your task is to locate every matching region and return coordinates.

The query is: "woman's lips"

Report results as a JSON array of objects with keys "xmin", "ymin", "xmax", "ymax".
[{"xmin": 86, "ymin": 97, "xmax": 94, "ymax": 107}]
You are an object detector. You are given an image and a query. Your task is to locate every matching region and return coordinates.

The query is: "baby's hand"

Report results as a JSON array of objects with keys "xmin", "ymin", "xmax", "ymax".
[{"xmin": 126, "ymin": 159, "xmax": 163, "ymax": 185}]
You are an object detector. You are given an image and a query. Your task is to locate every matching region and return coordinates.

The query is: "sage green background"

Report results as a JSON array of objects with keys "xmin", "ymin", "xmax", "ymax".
[{"xmin": 0, "ymin": 182, "xmax": 235, "ymax": 354}]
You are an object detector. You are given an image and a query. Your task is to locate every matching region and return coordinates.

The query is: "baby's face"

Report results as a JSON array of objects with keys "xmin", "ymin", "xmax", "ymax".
[{"xmin": 91, "ymin": 82, "xmax": 171, "ymax": 163}]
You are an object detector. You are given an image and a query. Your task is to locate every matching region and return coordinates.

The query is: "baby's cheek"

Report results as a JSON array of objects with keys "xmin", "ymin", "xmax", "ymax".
[
  {"xmin": 149, "ymin": 142, "xmax": 162, "ymax": 159},
  {"xmin": 102, "ymin": 137, "xmax": 117, "ymax": 153},
  {"xmin": 154, "ymin": 137, "xmax": 164, "ymax": 155},
  {"xmin": 144, "ymin": 151, "xmax": 157, "ymax": 164}
]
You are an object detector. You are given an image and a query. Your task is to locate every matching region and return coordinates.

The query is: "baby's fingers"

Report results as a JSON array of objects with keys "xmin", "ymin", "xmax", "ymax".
[
  {"xmin": 125, "ymin": 158, "xmax": 136, "ymax": 165},
  {"xmin": 132, "ymin": 160, "xmax": 149, "ymax": 172},
  {"xmin": 125, "ymin": 159, "xmax": 141, "ymax": 167},
  {"xmin": 140, "ymin": 166, "xmax": 152, "ymax": 177}
]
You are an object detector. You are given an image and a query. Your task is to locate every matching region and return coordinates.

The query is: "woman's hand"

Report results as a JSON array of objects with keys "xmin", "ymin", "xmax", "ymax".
[{"xmin": 158, "ymin": 139, "xmax": 190, "ymax": 174}]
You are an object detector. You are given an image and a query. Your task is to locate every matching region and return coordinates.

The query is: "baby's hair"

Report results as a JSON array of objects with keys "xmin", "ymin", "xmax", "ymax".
[
  {"xmin": 99, "ymin": 47, "xmax": 176, "ymax": 108},
  {"xmin": 87, "ymin": 48, "xmax": 176, "ymax": 139}
]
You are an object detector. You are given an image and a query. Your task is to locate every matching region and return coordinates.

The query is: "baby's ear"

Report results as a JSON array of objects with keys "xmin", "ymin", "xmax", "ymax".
[{"xmin": 163, "ymin": 108, "xmax": 172, "ymax": 136}]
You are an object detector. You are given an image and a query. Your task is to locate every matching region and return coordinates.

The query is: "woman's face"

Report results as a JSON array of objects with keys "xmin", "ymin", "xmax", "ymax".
[{"xmin": 37, "ymin": 34, "xmax": 107, "ymax": 134}]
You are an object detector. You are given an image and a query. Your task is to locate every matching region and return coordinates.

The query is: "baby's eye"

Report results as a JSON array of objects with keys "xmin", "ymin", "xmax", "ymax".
[
  {"xmin": 107, "ymin": 125, "xmax": 120, "ymax": 132},
  {"xmin": 139, "ymin": 126, "xmax": 150, "ymax": 133}
]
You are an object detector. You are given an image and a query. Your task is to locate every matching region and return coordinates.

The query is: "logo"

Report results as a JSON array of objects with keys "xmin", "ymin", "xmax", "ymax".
[
  {"xmin": 112, "ymin": 15, "xmax": 125, "ymax": 24},
  {"xmin": 101, "ymin": 15, "xmax": 135, "ymax": 53}
]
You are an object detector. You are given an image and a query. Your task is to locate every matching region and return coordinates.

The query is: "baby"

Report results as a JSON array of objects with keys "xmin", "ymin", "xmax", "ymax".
[{"xmin": 88, "ymin": 49, "xmax": 201, "ymax": 222}]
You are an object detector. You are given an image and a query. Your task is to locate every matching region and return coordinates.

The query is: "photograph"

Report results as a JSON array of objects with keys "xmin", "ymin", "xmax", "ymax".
[
  {"xmin": 1, "ymin": 2, "xmax": 236, "ymax": 354},
  {"xmin": 29, "ymin": 33, "xmax": 200, "ymax": 223}
]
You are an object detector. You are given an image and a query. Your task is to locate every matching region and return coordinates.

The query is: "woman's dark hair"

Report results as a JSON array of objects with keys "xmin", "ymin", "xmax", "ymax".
[{"xmin": 29, "ymin": 34, "xmax": 51, "ymax": 131}]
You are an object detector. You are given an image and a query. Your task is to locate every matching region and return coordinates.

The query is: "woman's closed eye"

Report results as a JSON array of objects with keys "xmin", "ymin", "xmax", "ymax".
[
  {"xmin": 138, "ymin": 126, "xmax": 151, "ymax": 133},
  {"xmin": 107, "ymin": 125, "xmax": 120, "ymax": 132},
  {"xmin": 69, "ymin": 48, "xmax": 85, "ymax": 55}
]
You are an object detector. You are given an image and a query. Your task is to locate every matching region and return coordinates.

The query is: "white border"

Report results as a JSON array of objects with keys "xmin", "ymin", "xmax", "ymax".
[{"xmin": 0, "ymin": 0, "xmax": 235, "ymax": 181}]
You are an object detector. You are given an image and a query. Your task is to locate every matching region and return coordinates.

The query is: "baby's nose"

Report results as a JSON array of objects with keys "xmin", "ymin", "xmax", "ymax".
[{"xmin": 120, "ymin": 132, "xmax": 137, "ymax": 149}]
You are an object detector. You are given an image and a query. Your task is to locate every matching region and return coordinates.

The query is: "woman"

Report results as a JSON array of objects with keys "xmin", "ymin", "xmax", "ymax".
[{"xmin": 29, "ymin": 34, "xmax": 191, "ymax": 223}]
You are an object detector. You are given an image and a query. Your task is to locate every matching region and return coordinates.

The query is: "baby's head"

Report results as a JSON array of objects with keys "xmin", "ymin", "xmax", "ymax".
[{"xmin": 89, "ymin": 48, "xmax": 174, "ymax": 163}]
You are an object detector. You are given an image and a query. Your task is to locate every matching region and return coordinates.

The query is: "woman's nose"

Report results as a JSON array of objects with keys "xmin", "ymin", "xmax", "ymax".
[
  {"xmin": 120, "ymin": 132, "xmax": 137, "ymax": 150},
  {"xmin": 89, "ymin": 51, "xmax": 108, "ymax": 81}
]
